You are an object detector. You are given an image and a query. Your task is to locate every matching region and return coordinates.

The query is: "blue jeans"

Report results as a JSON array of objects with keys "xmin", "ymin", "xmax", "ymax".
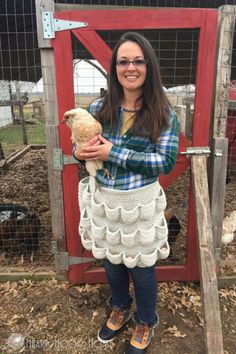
[{"xmin": 103, "ymin": 259, "xmax": 158, "ymax": 327}]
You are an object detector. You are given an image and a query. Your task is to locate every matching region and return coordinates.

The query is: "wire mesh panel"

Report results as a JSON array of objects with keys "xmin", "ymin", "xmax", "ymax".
[
  {"xmin": 227, "ymin": 104, "xmax": 236, "ymax": 177},
  {"xmin": 0, "ymin": 0, "xmax": 52, "ymax": 272},
  {"xmin": 0, "ymin": 149, "xmax": 54, "ymax": 271},
  {"xmin": 218, "ymin": 15, "xmax": 236, "ymax": 278},
  {"xmin": 73, "ymin": 59, "xmax": 108, "ymax": 108},
  {"xmin": 227, "ymin": 20, "xmax": 236, "ymax": 179},
  {"xmin": 55, "ymin": 0, "xmax": 236, "ymax": 7}
]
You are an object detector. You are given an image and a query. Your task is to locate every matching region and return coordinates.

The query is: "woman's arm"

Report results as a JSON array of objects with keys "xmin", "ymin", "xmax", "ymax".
[
  {"xmin": 79, "ymin": 109, "xmax": 179, "ymax": 178},
  {"xmin": 107, "ymin": 111, "xmax": 179, "ymax": 177}
]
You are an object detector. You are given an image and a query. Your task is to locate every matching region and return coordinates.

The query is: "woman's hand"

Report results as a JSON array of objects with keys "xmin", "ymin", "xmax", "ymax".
[
  {"xmin": 74, "ymin": 135, "xmax": 101, "ymax": 160},
  {"xmin": 79, "ymin": 135, "xmax": 113, "ymax": 161}
]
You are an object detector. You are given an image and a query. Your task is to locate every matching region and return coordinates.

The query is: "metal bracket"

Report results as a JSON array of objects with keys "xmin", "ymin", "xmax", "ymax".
[
  {"xmin": 53, "ymin": 148, "xmax": 79, "ymax": 170},
  {"xmin": 42, "ymin": 12, "xmax": 88, "ymax": 39},
  {"xmin": 52, "ymin": 241, "xmax": 96, "ymax": 271}
]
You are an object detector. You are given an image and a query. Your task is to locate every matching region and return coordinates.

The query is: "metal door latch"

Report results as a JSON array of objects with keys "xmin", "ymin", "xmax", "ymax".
[
  {"xmin": 180, "ymin": 147, "xmax": 222, "ymax": 157},
  {"xmin": 43, "ymin": 12, "xmax": 88, "ymax": 39},
  {"xmin": 180, "ymin": 147, "xmax": 211, "ymax": 156}
]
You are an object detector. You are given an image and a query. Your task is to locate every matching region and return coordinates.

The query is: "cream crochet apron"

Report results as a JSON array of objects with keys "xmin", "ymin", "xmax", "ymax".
[{"xmin": 78, "ymin": 176, "xmax": 169, "ymax": 268}]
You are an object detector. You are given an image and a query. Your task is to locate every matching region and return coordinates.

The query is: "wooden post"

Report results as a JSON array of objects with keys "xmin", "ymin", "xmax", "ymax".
[
  {"xmin": 19, "ymin": 104, "xmax": 28, "ymax": 145},
  {"xmin": 208, "ymin": 138, "xmax": 228, "ymax": 272},
  {"xmin": 0, "ymin": 142, "xmax": 5, "ymax": 160},
  {"xmin": 191, "ymin": 155, "xmax": 224, "ymax": 354},
  {"xmin": 212, "ymin": 5, "xmax": 236, "ymax": 138},
  {"xmin": 8, "ymin": 82, "xmax": 15, "ymax": 121},
  {"xmin": 35, "ymin": 0, "xmax": 66, "ymax": 275},
  {"xmin": 208, "ymin": 5, "xmax": 236, "ymax": 269}
]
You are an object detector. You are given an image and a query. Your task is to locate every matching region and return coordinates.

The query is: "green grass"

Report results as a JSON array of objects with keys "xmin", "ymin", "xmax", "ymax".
[{"xmin": 0, "ymin": 116, "xmax": 46, "ymax": 157}]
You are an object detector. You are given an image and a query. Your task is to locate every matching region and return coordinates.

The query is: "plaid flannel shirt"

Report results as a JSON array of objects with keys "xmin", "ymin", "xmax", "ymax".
[{"xmin": 82, "ymin": 97, "xmax": 179, "ymax": 190}]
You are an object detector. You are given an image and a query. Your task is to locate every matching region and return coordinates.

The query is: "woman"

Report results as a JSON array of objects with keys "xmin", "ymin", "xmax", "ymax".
[{"xmin": 74, "ymin": 32, "xmax": 179, "ymax": 354}]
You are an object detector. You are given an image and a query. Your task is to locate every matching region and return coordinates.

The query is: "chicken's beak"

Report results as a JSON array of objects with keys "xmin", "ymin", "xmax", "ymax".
[{"xmin": 62, "ymin": 114, "xmax": 69, "ymax": 124}]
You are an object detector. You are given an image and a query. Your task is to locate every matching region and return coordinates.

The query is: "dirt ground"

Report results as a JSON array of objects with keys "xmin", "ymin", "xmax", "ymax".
[
  {"xmin": 0, "ymin": 148, "xmax": 236, "ymax": 353},
  {"xmin": 0, "ymin": 280, "xmax": 235, "ymax": 354}
]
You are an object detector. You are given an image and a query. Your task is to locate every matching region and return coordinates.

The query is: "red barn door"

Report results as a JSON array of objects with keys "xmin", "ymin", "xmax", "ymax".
[{"xmin": 50, "ymin": 8, "xmax": 218, "ymax": 283}]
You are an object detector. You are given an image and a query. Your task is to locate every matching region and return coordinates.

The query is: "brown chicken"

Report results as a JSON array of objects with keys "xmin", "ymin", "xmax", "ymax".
[{"xmin": 62, "ymin": 107, "xmax": 106, "ymax": 177}]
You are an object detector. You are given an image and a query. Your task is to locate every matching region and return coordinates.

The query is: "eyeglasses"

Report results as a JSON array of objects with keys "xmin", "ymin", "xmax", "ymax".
[{"xmin": 116, "ymin": 59, "xmax": 148, "ymax": 68}]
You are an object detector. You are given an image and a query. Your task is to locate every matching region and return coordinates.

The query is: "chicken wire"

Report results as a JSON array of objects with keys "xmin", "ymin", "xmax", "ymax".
[
  {"xmin": 0, "ymin": 0, "xmax": 50, "ymax": 271},
  {"xmin": 227, "ymin": 106, "xmax": 236, "ymax": 176},
  {"xmin": 55, "ymin": 0, "xmax": 236, "ymax": 7},
  {"xmin": 0, "ymin": 0, "xmax": 235, "ymax": 272},
  {"xmin": 227, "ymin": 22, "xmax": 236, "ymax": 178}
]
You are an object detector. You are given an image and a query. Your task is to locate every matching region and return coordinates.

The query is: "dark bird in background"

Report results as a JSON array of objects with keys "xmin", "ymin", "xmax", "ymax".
[
  {"xmin": 0, "ymin": 205, "xmax": 40, "ymax": 261},
  {"xmin": 226, "ymin": 170, "xmax": 231, "ymax": 184},
  {"xmin": 165, "ymin": 210, "xmax": 181, "ymax": 248}
]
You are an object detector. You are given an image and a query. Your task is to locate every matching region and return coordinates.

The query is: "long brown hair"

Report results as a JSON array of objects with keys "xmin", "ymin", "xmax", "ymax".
[{"xmin": 96, "ymin": 32, "xmax": 170, "ymax": 143}]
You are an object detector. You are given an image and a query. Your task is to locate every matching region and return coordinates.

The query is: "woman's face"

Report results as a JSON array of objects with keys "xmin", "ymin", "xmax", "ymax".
[{"xmin": 116, "ymin": 41, "xmax": 147, "ymax": 95}]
